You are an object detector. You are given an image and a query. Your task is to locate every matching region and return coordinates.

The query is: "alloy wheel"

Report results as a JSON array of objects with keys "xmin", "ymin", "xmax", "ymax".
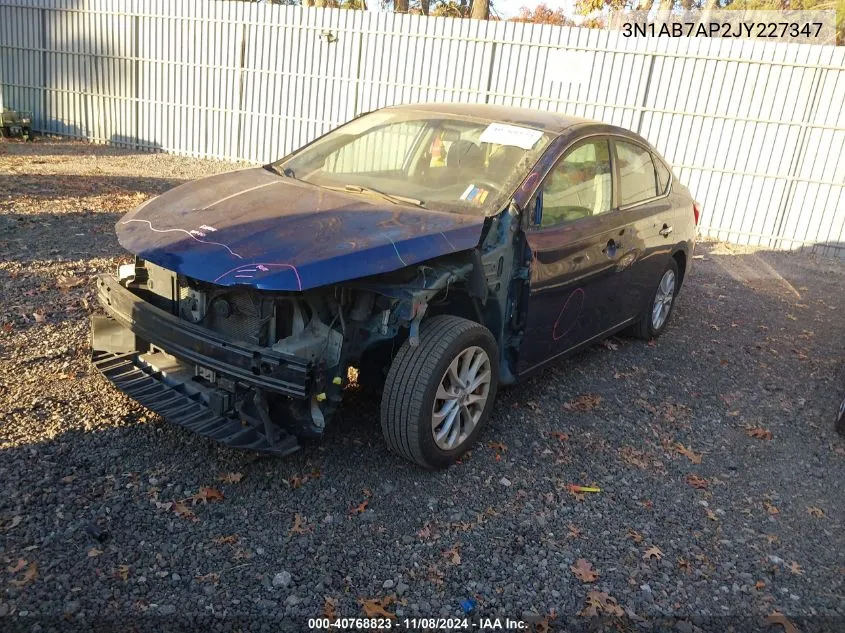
[
  {"xmin": 431, "ymin": 346, "xmax": 492, "ymax": 451},
  {"xmin": 652, "ymin": 269, "xmax": 676, "ymax": 330}
]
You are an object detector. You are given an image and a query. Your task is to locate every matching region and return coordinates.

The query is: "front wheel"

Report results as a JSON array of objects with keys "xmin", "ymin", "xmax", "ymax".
[
  {"xmin": 381, "ymin": 316, "xmax": 499, "ymax": 469},
  {"xmin": 630, "ymin": 258, "xmax": 680, "ymax": 340}
]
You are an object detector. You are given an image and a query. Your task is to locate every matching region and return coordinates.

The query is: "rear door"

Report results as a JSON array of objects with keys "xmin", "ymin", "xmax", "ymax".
[
  {"xmin": 611, "ymin": 139, "xmax": 677, "ymax": 310},
  {"xmin": 517, "ymin": 137, "xmax": 638, "ymax": 373}
]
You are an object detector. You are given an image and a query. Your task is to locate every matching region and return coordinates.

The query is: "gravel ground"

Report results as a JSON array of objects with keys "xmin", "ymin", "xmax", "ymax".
[{"xmin": 1, "ymin": 138, "xmax": 844, "ymax": 633}]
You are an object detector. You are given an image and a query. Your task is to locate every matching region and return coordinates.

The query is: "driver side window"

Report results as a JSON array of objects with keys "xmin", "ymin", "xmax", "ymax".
[{"xmin": 540, "ymin": 139, "xmax": 612, "ymax": 229}]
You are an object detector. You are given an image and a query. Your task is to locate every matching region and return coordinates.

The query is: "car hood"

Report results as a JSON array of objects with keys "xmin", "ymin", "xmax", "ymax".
[{"xmin": 116, "ymin": 168, "xmax": 486, "ymax": 291}]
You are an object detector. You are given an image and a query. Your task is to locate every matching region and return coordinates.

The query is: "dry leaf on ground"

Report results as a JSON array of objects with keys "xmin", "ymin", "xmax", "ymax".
[
  {"xmin": 442, "ymin": 544, "xmax": 461, "ymax": 566},
  {"xmin": 579, "ymin": 590, "xmax": 624, "ymax": 617},
  {"xmin": 359, "ymin": 596, "xmax": 396, "ymax": 620},
  {"xmin": 289, "ymin": 513, "xmax": 311, "ymax": 536},
  {"xmin": 10, "ymin": 561, "xmax": 38, "ymax": 587},
  {"xmin": 626, "ymin": 528, "xmax": 644, "ymax": 543},
  {"xmin": 764, "ymin": 611, "xmax": 800, "ymax": 633},
  {"xmin": 643, "ymin": 545, "xmax": 664, "ymax": 561},
  {"xmin": 675, "ymin": 443, "xmax": 703, "ymax": 464},
  {"xmin": 216, "ymin": 472, "xmax": 244, "ymax": 484},
  {"xmin": 195, "ymin": 572, "xmax": 220, "ymax": 584},
  {"xmin": 212, "ymin": 534, "xmax": 238, "ymax": 545},
  {"xmin": 191, "ymin": 487, "xmax": 224, "ymax": 504},
  {"xmin": 563, "ymin": 393, "xmax": 601, "ymax": 412},
  {"xmin": 746, "ymin": 426, "xmax": 773, "ymax": 440},
  {"xmin": 571, "ymin": 559, "xmax": 599, "ymax": 583},
  {"xmin": 685, "ymin": 474, "xmax": 709, "ymax": 489},
  {"xmin": 172, "ymin": 501, "xmax": 198, "ymax": 522}
]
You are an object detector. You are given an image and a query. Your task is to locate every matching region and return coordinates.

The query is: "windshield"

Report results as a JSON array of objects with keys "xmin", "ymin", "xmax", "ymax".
[{"xmin": 271, "ymin": 110, "xmax": 553, "ymax": 216}]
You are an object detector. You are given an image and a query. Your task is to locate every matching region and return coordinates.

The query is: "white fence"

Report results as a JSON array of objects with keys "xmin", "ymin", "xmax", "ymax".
[{"xmin": 1, "ymin": 0, "xmax": 844, "ymax": 257}]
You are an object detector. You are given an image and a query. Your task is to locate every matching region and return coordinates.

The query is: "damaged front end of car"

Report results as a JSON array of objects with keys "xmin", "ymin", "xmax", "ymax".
[{"xmin": 91, "ymin": 202, "xmax": 524, "ymax": 455}]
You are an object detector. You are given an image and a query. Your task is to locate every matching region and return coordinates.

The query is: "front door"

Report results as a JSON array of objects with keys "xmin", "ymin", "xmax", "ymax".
[{"xmin": 516, "ymin": 138, "xmax": 638, "ymax": 374}]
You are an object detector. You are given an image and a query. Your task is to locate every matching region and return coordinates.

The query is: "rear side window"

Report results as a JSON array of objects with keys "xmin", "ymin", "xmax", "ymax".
[
  {"xmin": 654, "ymin": 157, "xmax": 672, "ymax": 194},
  {"xmin": 616, "ymin": 141, "xmax": 658, "ymax": 206}
]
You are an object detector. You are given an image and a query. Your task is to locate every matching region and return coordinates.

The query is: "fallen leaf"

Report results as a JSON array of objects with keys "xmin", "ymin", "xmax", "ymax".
[
  {"xmin": 359, "ymin": 596, "xmax": 396, "ymax": 620},
  {"xmin": 442, "ymin": 544, "xmax": 461, "ymax": 566},
  {"xmin": 33, "ymin": 311, "xmax": 46, "ymax": 324},
  {"xmin": 87, "ymin": 547, "xmax": 103, "ymax": 558},
  {"xmin": 570, "ymin": 558, "xmax": 599, "ymax": 583},
  {"xmin": 677, "ymin": 558, "xmax": 692, "ymax": 573},
  {"xmin": 763, "ymin": 501, "xmax": 780, "ymax": 516},
  {"xmin": 212, "ymin": 534, "xmax": 238, "ymax": 545},
  {"xmin": 216, "ymin": 472, "xmax": 244, "ymax": 484},
  {"xmin": 324, "ymin": 596, "xmax": 338, "ymax": 620},
  {"xmin": 685, "ymin": 474, "xmax": 709, "ymax": 489},
  {"xmin": 289, "ymin": 513, "xmax": 311, "ymax": 536},
  {"xmin": 746, "ymin": 426, "xmax": 773, "ymax": 440},
  {"xmin": 172, "ymin": 501, "xmax": 198, "ymax": 522},
  {"xmin": 1, "ymin": 323, "xmax": 12, "ymax": 333},
  {"xmin": 806, "ymin": 506, "xmax": 825, "ymax": 518},
  {"xmin": 563, "ymin": 393, "xmax": 601, "ymax": 412},
  {"xmin": 579, "ymin": 590, "xmax": 624, "ymax": 617},
  {"xmin": 755, "ymin": 580, "xmax": 767, "ymax": 590},
  {"xmin": 643, "ymin": 545, "xmax": 663, "ymax": 561},
  {"xmin": 626, "ymin": 528, "xmax": 643, "ymax": 543},
  {"xmin": 7, "ymin": 558, "xmax": 27, "ymax": 573},
  {"xmin": 488, "ymin": 442, "xmax": 507, "ymax": 453},
  {"xmin": 116, "ymin": 564, "xmax": 130, "ymax": 581},
  {"xmin": 620, "ymin": 445, "xmax": 652, "ymax": 469},
  {"xmin": 675, "ymin": 443, "xmax": 703, "ymax": 464},
  {"xmin": 10, "ymin": 561, "xmax": 38, "ymax": 587},
  {"xmin": 764, "ymin": 610, "xmax": 799, "ymax": 633},
  {"xmin": 789, "ymin": 561, "xmax": 804, "ymax": 576},
  {"xmin": 56, "ymin": 274, "xmax": 85, "ymax": 291},
  {"xmin": 705, "ymin": 508, "xmax": 719, "ymax": 521},
  {"xmin": 195, "ymin": 572, "xmax": 220, "ymax": 584},
  {"xmin": 549, "ymin": 431, "xmax": 570, "ymax": 442},
  {"xmin": 601, "ymin": 338, "xmax": 620, "ymax": 351},
  {"xmin": 349, "ymin": 499, "xmax": 369, "ymax": 515},
  {"xmin": 568, "ymin": 524, "xmax": 582, "ymax": 539},
  {"xmin": 191, "ymin": 487, "xmax": 224, "ymax": 505}
]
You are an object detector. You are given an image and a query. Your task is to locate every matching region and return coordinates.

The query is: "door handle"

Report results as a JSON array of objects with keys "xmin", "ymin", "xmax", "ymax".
[
  {"xmin": 602, "ymin": 239, "xmax": 621, "ymax": 257},
  {"xmin": 659, "ymin": 224, "xmax": 674, "ymax": 237}
]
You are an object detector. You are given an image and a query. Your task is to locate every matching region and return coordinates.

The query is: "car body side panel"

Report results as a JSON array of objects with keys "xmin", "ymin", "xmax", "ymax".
[{"xmin": 116, "ymin": 168, "xmax": 486, "ymax": 291}]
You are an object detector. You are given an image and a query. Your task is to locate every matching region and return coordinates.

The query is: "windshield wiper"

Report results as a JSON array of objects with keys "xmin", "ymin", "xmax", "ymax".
[
  {"xmin": 322, "ymin": 184, "xmax": 424, "ymax": 208},
  {"xmin": 265, "ymin": 164, "xmax": 295, "ymax": 178}
]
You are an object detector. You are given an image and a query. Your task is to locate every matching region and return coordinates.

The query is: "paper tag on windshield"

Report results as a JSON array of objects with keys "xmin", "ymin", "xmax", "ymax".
[{"xmin": 479, "ymin": 123, "xmax": 543, "ymax": 150}]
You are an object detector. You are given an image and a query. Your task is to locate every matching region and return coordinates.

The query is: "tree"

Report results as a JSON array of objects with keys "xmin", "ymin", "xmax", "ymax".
[
  {"xmin": 511, "ymin": 3, "xmax": 574, "ymax": 24},
  {"xmin": 395, "ymin": 0, "xmax": 410, "ymax": 12},
  {"xmin": 471, "ymin": 0, "xmax": 490, "ymax": 19}
]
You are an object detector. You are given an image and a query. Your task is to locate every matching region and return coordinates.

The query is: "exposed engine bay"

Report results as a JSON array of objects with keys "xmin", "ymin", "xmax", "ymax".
[{"xmin": 92, "ymin": 207, "xmax": 526, "ymax": 455}]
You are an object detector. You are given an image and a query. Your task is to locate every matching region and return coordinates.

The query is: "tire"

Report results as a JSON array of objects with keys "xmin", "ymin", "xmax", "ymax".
[
  {"xmin": 836, "ymin": 397, "xmax": 845, "ymax": 436},
  {"xmin": 381, "ymin": 315, "xmax": 499, "ymax": 469},
  {"xmin": 630, "ymin": 258, "xmax": 680, "ymax": 340}
]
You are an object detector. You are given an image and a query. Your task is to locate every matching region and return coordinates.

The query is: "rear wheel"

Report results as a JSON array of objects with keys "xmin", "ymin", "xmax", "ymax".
[
  {"xmin": 630, "ymin": 258, "xmax": 679, "ymax": 340},
  {"xmin": 381, "ymin": 316, "xmax": 499, "ymax": 469}
]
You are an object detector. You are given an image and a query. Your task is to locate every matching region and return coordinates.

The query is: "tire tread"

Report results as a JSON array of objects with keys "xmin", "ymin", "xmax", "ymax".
[{"xmin": 381, "ymin": 316, "xmax": 494, "ymax": 468}]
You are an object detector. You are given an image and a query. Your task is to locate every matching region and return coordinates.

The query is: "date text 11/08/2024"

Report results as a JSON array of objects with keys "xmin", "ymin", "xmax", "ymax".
[{"xmin": 307, "ymin": 617, "xmax": 530, "ymax": 630}]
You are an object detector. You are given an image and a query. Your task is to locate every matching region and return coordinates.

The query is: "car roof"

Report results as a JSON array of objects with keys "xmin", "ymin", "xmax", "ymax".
[{"xmin": 382, "ymin": 102, "xmax": 594, "ymax": 134}]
